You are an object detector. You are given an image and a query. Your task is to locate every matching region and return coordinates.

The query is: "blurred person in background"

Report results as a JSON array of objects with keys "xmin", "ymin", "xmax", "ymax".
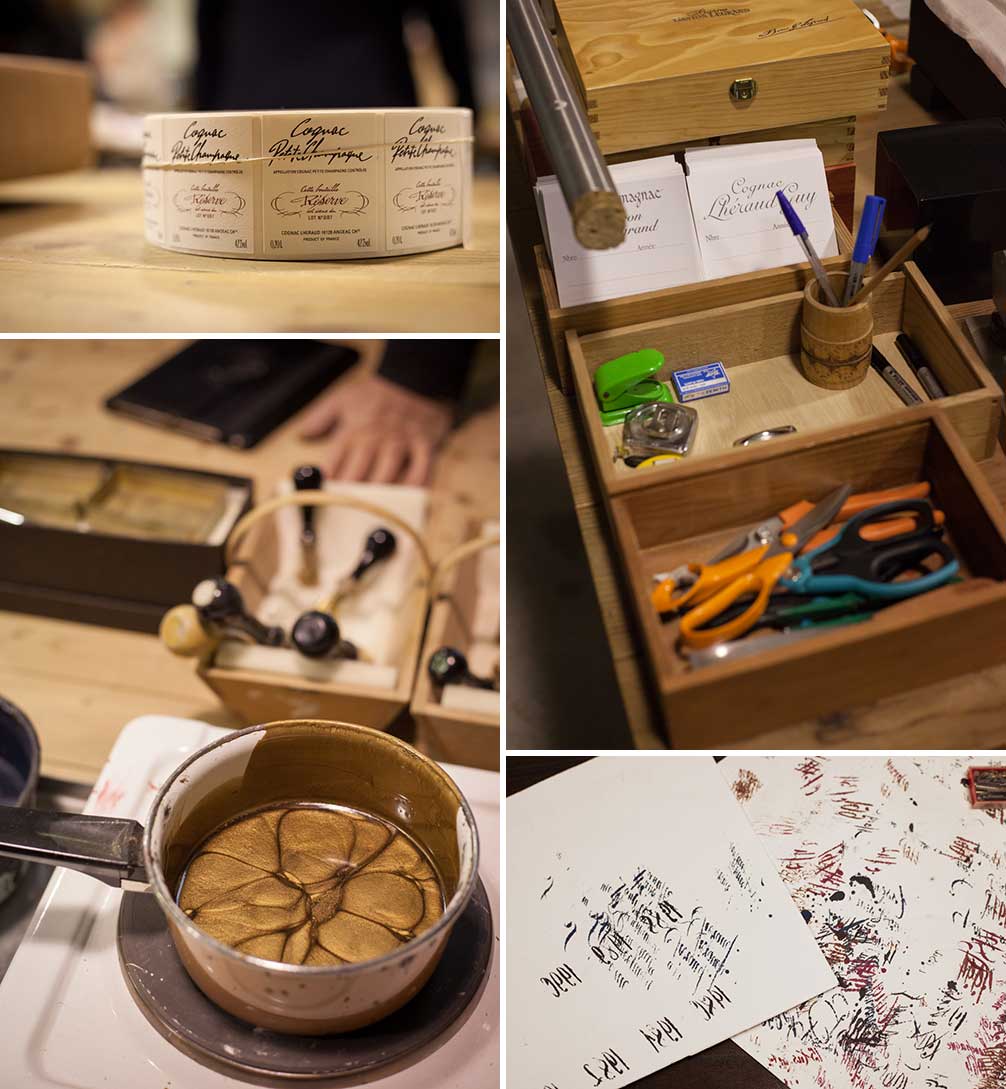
[
  {"xmin": 0, "ymin": 0, "xmax": 83, "ymax": 58},
  {"xmin": 300, "ymin": 341, "xmax": 484, "ymax": 486},
  {"xmin": 195, "ymin": 0, "xmax": 476, "ymax": 113}
]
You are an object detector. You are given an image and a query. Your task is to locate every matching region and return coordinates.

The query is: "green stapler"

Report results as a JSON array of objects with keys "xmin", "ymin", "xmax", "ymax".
[{"xmin": 593, "ymin": 348, "xmax": 673, "ymax": 426}]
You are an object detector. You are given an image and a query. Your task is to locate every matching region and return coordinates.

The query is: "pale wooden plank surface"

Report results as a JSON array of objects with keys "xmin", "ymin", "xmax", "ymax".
[
  {"xmin": 0, "ymin": 342, "xmax": 499, "ymax": 783},
  {"xmin": 0, "ymin": 170, "xmax": 499, "ymax": 334}
]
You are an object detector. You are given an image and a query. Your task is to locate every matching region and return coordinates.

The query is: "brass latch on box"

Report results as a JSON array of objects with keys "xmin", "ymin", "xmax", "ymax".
[{"xmin": 729, "ymin": 78, "xmax": 757, "ymax": 102}]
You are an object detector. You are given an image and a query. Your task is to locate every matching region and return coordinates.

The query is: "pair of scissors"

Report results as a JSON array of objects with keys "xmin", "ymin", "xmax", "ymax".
[
  {"xmin": 675, "ymin": 485, "xmax": 852, "ymax": 650},
  {"xmin": 787, "ymin": 499, "xmax": 959, "ymax": 600},
  {"xmin": 652, "ymin": 482, "xmax": 938, "ymax": 614}
]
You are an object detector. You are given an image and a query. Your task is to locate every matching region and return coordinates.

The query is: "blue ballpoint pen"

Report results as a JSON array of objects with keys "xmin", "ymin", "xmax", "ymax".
[
  {"xmin": 775, "ymin": 190, "xmax": 840, "ymax": 307},
  {"xmin": 842, "ymin": 194, "xmax": 886, "ymax": 305}
]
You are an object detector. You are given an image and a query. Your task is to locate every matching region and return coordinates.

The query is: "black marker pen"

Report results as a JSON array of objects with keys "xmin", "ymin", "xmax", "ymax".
[{"xmin": 870, "ymin": 346, "xmax": 922, "ymax": 406}]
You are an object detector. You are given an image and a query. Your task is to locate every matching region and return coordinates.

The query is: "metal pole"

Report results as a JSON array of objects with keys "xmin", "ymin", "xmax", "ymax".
[{"xmin": 507, "ymin": 0, "xmax": 625, "ymax": 249}]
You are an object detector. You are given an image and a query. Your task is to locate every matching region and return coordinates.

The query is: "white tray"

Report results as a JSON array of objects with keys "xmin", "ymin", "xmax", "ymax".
[{"xmin": 0, "ymin": 716, "xmax": 500, "ymax": 1088}]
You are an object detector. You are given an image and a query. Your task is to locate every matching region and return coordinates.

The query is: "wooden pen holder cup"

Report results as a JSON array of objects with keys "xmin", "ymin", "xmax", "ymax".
[{"xmin": 800, "ymin": 273, "xmax": 873, "ymax": 390}]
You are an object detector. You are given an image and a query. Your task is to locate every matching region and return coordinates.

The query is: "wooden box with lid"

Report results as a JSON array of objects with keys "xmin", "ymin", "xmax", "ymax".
[{"xmin": 552, "ymin": 0, "xmax": 889, "ymax": 156}]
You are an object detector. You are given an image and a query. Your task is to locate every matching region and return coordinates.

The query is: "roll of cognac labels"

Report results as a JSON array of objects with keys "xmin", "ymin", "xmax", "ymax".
[{"xmin": 142, "ymin": 108, "xmax": 473, "ymax": 260}]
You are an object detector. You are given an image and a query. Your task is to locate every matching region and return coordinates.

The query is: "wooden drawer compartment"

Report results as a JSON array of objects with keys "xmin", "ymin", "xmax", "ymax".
[
  {"xmin": 539, "ymin": 207, "xmax": 850, "ymax": 393},
  {"xmin": 411, "ymin": 528, "xmax": 500, "ymax": 771},
  {"xmin": 570, "ymin": 262, "xmax": 1003, "ymax": 496},
  {"xmin": 609, "ymin": 411, "xmax": 1006, "ymax": 747}
]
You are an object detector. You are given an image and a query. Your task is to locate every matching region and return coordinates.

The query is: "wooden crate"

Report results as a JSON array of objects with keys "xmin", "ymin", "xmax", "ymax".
[
  {"xmin": 196, "ymin": 513, "xmax": 427, "ymax": 731},
  {"xmin": 608, "ymin": 410, "xmax": 1006, "ymax": 747},
  {"xmin": 539, "ymin": 207, "xmax": 853, "ymax": 393},
  {"xmin": 411, "ymin": 536, "xmax": 500, "ymax": 771},
  {"xmin": 553, "ymin": 0, "xmax": 889, "ymax": 155},
  {"xmin": 569, "ymin": 262, "xmax": 1004, "ymax": 496}
]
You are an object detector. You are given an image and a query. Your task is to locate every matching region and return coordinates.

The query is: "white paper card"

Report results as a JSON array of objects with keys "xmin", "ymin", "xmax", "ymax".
[
  {"xmin": 507, "ymin": 757, "xmax": 838, "ymax": 1089},
  {"xmin": 538, "ymin": 156, "xmax": 704, "ymax": 308},
  {"xmin": 719, "ymin": 755, "xmax": 1006, "ymax": 1089},
  {"xmin": 686, "ymin": 142, "xmax": 837, "ymax": 279}
]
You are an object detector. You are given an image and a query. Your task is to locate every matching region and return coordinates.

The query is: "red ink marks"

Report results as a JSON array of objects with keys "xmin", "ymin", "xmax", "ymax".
[
  {"xmin": 768, "ymin": 819, "xmax": 800, "ymax": 836},
  {"xmin": 732, "ymin": 768, "xmax": 761, "ymax": 802},
  {"xmin": 943, "ymin": 836, "xmax": 981, "ymax": 868},
  {"xmin": 984, "ymin": 891, "xmax": 1006, "ymax": 929},
  {"xmin": 779, "ymin": 843, "xmax": 845, "ymax": 898},
  {"xmin": 92, "ymin": 779, "xmax": 126, "ymax": 813},
  {"xmin": 958, "ymin": 929, "xmax": 1006, "ymax": 1003},
  {"xmin": 835, "ymin": 796, "xmax": 874, "ymax": 823},
  {"xmin": 885, "ymin": 759, "xmax": 909, "ymax": 791},
  {"xmin": 147, "ymin": 780, "xmax": 158, "ymax": 792},
  {"xmin": 797, "ymin": 757, "xmax": 825, "ymax": 796},
  {"xmin": 863, "ymin": 847, "xmax": 899, "ymax": 872}
]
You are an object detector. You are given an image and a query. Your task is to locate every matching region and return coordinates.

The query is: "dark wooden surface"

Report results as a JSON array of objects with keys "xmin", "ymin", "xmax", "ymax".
[{"xmin": 506, "ymin": 755, "xmax": 788, "ymax": 1088}]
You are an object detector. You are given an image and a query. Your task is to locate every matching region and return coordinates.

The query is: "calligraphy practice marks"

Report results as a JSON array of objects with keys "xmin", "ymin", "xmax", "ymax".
[
  {"xmin": 720, "ymin": 756, "xmax": 1006, "ymax": 1089},
  {"xmin": 507, "ymin": 757, "xmax": 837, "ymax": 1089}
]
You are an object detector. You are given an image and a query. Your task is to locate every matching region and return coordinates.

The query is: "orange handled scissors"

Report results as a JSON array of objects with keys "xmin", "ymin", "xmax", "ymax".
[
  {"xmin": 652, "ymin": 482, "xmax": 934, "ymax": 614},
  {"xmin": 675, "ymin": 484, "xmax": 852, "ymax": 650}
]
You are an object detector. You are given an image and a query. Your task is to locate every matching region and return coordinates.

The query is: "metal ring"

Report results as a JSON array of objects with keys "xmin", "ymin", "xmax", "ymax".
[{"xmin": 733, "ymin": 426, "xmax": 798, "ymax": 448}]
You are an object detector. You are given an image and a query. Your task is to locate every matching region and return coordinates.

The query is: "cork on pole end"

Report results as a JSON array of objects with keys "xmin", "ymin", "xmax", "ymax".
[{"xmin": 572, "ymin": 190, "xmax": 626, "ymax": 250}]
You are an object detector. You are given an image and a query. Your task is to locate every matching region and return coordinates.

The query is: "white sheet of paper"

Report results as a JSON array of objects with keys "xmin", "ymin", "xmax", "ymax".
[
  {"xmin": 686, "ymin": 143, "xmax": 837, "ymax": 279},
  {"xmin": 719, "ymin": 755, "xmax": 1006, "ymax": 1089},
  {"xmin": 507, "ymin": 757, "xmax": 838, "ymax": 1089},
  {"xmin": 538, "ymin": 155, "xmax": 704, "ymax": 307}
]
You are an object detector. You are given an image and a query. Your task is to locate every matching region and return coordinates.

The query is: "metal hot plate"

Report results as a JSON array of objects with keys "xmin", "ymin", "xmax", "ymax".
[{"xmin": 117, "ymin": 878, "xmax": 493, "ymax": 1083}]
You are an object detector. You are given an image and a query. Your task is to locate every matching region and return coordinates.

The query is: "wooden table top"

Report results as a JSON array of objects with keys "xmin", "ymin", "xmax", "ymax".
[
  {"xmin": 0, "ymin": 169, "xmax": 500, "ymax": 334},
  {"xmin": 0, "ymin": 342, "xmax": 499, "ymax": 784}
]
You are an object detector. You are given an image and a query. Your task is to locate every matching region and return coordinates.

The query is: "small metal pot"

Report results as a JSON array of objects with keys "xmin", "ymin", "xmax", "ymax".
[
  {"xmin": 0, "ymin": 719, "xmax": 479, "ymax": 1035},
  {"xmin": 0, "ymin": 699, "xmax": 40, "ymax": 907}
]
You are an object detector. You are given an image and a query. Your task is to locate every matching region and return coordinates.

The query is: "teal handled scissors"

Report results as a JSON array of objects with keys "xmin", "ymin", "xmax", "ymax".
[
  {"xmin": 677, "ymin": 485, "xmax": 853, "ymax": 649},
  {"xmin": 787, "ymin": 498, "xmax": 959, "ymax": 599}
]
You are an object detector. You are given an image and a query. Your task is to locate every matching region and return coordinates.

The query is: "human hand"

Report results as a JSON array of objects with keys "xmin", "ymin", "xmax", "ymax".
[{"xmin": 298, "ymin": 375, "xmax": 453, "ymax": 485}]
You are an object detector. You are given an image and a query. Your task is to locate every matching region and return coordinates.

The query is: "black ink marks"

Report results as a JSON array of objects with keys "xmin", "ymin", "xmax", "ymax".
[
  {"xmin": 690, "ymin": 984, "xmax": 732, "ymax": 1021},
  {"xmin": 541, "ymin": 876, "xmax": 554, "ymax": 900},
  {"xmin": 758, "ymin": 15, "xmax": 833, "ymax": 38},
  {"xmin": 267, "ymin": 119, "xmax": 371, "ymax": 166},
  {"xmin": 801, "ymin": 909, "xmax": 813, "ymax": 922},
  {"xmin": 958, "ymin": 929, "xmax": 1005, "ymax": 1003},
  {"xmin": 541, "ymin": 963, "xmax": 582, "ymax": 999},
  {"xmin": 639, "ymin": 1015, "xmax": 684, "ymax": 1053},
  {"xmin": 583, "ymin": 1049, "xmax": 629, "ymax": 1085},
  {"xmin": 390, "ymin": 117, "xmax": 455, "ymax": 164},
  {"xmin": 851, "ymin": 875, "xmax": 877, "ymax": 899},
  {"xmin": 672, "ymin": 6, "xmax": 751, "ymax": 22},
  {"xmin": 564, "ymin": 921, "xmax": 577, "ymax": 950},
  {"xmin": 831, "ymin": 891, "xmax": 847, "ymax": 901},
  {"xmin": 171, "ymin": 123, "xmax": 241, "ymax": 165},
  {"xmin": 173, "ymin": 185, "xmax": 246, "ymax": 216},
  {"xmin": 270, "ymin": 185, "xmax": 368, "ymax": 217},
  {"xmin": 732, "ymin": 768, "xmax": 761, "ymax": 802}
]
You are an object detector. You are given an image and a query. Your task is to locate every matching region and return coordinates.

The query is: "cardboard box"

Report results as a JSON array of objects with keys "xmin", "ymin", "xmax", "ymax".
[{"xmin": 0, "ymin": 53, "xmax": 92, "ymax": 182}]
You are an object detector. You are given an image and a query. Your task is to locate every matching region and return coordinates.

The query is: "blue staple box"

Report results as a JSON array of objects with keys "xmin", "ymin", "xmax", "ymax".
[{"xmin": 671, "ymin": 362, "xmax": 730, "ymax": 402}]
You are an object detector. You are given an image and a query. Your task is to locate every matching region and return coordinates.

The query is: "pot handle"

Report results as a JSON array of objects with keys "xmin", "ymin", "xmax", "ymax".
[{"xmin": 0, "ymin": 805, "xmax": 149, "ymax": 891}]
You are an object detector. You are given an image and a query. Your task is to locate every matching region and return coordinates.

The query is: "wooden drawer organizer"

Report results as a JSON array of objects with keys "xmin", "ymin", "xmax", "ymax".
[
  {"xmin": 411, "ymin": 527, "xmax": 500, "ymax": 771},
  {"xmin": 538, "ymin": 208, "xmax": 851, "ymax": 393},
  {"xmin": 569, "ymin": 262, "xmax": 1004, "ymax": 497},
  {"xmin": 609, "ymin": 411, "xmax": 1006, "ymax": 747}
]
